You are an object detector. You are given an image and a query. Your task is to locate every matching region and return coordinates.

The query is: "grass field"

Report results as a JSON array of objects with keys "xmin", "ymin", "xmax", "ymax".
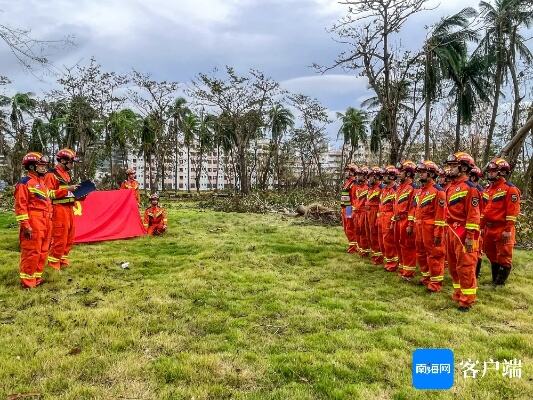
[{"xmin": 0, "ymin": 203, "xmax": 532, "ymax": 400}]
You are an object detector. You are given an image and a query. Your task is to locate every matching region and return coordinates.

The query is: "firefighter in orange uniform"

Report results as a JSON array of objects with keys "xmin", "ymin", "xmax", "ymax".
[
  {"xmin": 365, "ymin": 167, "xmax": 383, "ymax": 265},
  {"xmin": 14, "ymin": 153, "xmax": 53, "ymax": 288},
  {"xmin": 469, "ymin": 166, "xmax": 485, "ymax": 279},
  {"xmin": 354, "ymin": 166, "xmax": 370, "ymax": 257},
  {"xmin": 45, "ymin": 149, "xmax": 80, "ymax": 270},
  {"xmin": 378, "ymin": 166, "xmax": 399, "ymax": 271},
  {"xmin": 409, "ymin": 161, "xmax": 446, "ymax": 291},
  {"xmin": 482, "ymin": 158, "xmax": 520, "ymax": 286},
  {"xmin": 144, "ymin": 193, "xmax": 168, "ymax": 235},
  {"xmin": 340, "ymin": 164, "xmax": 358, "ymax": 253},
  {"xmin": 444, "ymin": 152, "xmax": 481, "ymax": 311},
  {"xmin": 394, "ymin": 160, "xmax": 418, "ymax": 280},
  {"xmin": 121, "ymin": 168, "xmax": 140, "ymax": 204}
]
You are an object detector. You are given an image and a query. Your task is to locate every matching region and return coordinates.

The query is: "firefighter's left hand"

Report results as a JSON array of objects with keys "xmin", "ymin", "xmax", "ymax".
[
  {"xmin": 502, "ymin": 231, "xmax": 511, "ymax": 244},
  {"xmin": 406, "ymin": 225, "xmax": 413, "ymax": 236}
]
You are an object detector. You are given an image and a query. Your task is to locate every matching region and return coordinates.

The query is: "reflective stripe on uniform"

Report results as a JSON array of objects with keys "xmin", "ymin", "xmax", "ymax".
[
  {"xmin": 430, "ymin": 275, "xmax": 444, "ymax": 282},
  {"xmin": 461, "ymin": 288, "xmax": 477, "ymax": 295},
  {"xmin": 16, "ymin": 214, "xmax": 29, "ymax": 221}
]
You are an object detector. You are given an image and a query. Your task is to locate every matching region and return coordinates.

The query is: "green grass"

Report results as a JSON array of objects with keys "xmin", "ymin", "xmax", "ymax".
[{"xmin": 0, "ymin": 203, "xmax": 531, "ymax": 399}]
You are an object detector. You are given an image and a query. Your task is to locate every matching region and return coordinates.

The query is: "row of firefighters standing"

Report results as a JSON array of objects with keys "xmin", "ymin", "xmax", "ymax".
[
  {"xmin": 341, "ymin": 152, "xmax": 520, "ymax": 311},
  {"xmin": 14, "ymin": 151, "xmax": 168, "ymax": 289}
]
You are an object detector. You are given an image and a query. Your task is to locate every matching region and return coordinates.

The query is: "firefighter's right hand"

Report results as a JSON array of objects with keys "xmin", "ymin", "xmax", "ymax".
[
  {"xmin": 22, "ymin": 227, "xmax": 33, "ymax": 240},
  {"xmin": 434, "ymin": 236, "xmax": 442, "ymax": 246},
  {"xmin": 67, "ymin": 184, "xmax": 79, "ymax": 192},
  {"xmin": 465, "ymin": 237, "xmax": 474, "ymax": 253},
  {"xmin": 406, "ymin": 225, "xmax": 413, "ymax": 236}
]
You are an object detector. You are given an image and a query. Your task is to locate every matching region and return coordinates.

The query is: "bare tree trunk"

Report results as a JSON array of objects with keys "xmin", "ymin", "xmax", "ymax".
[
  {"xmin": 215, "ymin": 144, "xmax": 220, "ymax": 192},
  {"xmin": 455, "ymin": 94, "xmax": 462, "ymax": 152},
  {"xmin": 424, "ymin": 94, "xmax": 431, "ymax": 159},
  {"xmin": 484, "ymin": 61, "xmax": 503, "ymax": 165}
]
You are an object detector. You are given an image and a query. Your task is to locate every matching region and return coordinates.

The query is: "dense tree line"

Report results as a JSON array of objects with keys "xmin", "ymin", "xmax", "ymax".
[{"xmin": 1, "ymin": 0, "xmax": 532, "ymax": 196}]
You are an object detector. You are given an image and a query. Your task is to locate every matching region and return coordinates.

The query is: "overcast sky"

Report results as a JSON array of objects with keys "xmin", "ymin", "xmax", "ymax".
[{"xmin": 0, "ymin": 0, "xmax": 488, "ymax": 141}]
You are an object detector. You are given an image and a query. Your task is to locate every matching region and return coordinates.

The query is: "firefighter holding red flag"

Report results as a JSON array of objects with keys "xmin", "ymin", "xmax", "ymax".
[
  {"xmin": 410, "ymin": 161, "xmax": 446, "ymax": 292},
  {"xmin": 394, "ymin": 160, "xmax": 418, "ymax": 280},
  {"xmin": 121, "ymin": 168, "xmax": 141, "ymax": 204},
  {"xmin": 379, "ymin": 166, "xmax": 399, "ymax": 271},
  {"xmin": 45, "ymin": 149, "xmax": 80, "ymax": 270},
  {"xmin": 444, "ymin": 152, "xmax": 481, "ymax": 311},
  {"xmin": 14, "ymin": 152, "xmax": 53, "ymax": 288},
  {"xmin": 482, "ymin": 158, "xmax": 520, "ymax": 286},
  {"xmin": 144, "ymin": 193, "xmax": 168, "ymax": 235},
  {"xmin": 340, "ymin": 164, "xmax": 358, "ymax": 253}
]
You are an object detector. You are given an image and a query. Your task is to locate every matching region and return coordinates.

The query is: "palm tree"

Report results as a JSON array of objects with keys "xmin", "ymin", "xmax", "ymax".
[
  {"xmin": 140, "ymin": 114, "xmax": 157, "ymax": 192},
  {"xmin": 181, "ymin": 112, "xmax": 199, "ymax": 192},
  {"xmin": 423, "ymin": 7, "xmax": 477, "ymax": 158},
  {"xmin": 194, "ymin": 112, "xmax": 215, "ymax": 192},
  {"xmin": 478, "ymin": 0, "xmax": 533, "ymax": 164},
  {"xmin": 168, "ymin": 97, "xmax": 190, "ymax": 190},
  {"xmin": 450, "ymin": 53, "xmax": 492, "ymax": 151},
  {"xmin": 337, "ymin": 107, "xmax": 368, "ymax": 169},
  {"xmin": 9, "ymin": 93, "xmax": 36, "ymax": 183},
  {"xmin": 109, "ymin": 109, "xmax": 142, "ymax": 184},
  {"xmin": 261, "ymin": 104, "xmax": 294, "ymax": 189}
]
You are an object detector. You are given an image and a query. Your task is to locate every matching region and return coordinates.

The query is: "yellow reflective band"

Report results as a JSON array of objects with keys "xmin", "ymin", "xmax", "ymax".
[
  {"xmin": 349, "ymin": 242, "xmax": 357, "ymax": 246},
  {"xmin": 430, "ymin": 275, "xmax": 444, "ymax": 282},
  {"xmin": 408, "ymin": 216, "xmax": 415, "ymax": 221},
  {"xmin": 453, "ymin": 283, "xmax": 461, "ymax": 289},
  {"xmin": 28, "ymin": 187, "xmax": 48, "ymax": 198},
  {"xmin": 59, "ymin": 185, "xmax": 69, "ymax": 189},
  {"xmin": 434, "ymin": 220, "xmax": 447, "ymax": 227},
  {"xmin": 19, "ymin": 273, "xmax": 35, "ymax": 279},
  {"xmin": 382, "ymin": 194, "xmax": 396, "ymax": 203},
  {"xmin": 61, "ymin": 256, "xmax": 68, "ymax": 259},
  {"xmin": 420, "ymin": 193, "xmax": 436, "ymax": 206},
  {"xmin": 449, "ymin": 190, "xmax": 468, "ymax": 203},
  {"xmin": 403, "ymin": 266, "xmax": 416, "ymax": 271},
  {"xmin": 461, "ymin": 288, "xmax": 477, "ymax": 295},
  {"xmin": 492, "ymin": 191, "xmax": 507, "ymax": 200},
  {"xmin": 505, "ymin": 216, "xmax": 517, "ymax": 221},
  {"xmin": 358, "ymin": 190, "xmax": 368, "ymax": 198},
  {"xmin": 34, "ymin": 272, "xmax": 43, "ymax": 278},
  {"xmin": 52, "ymin": 198, "xmax": 76, "ymax": 204},
  {"xmin": 368, "ymin": 192, "xmax": 380, "ymax": 200},
  {"xmin": 48, "ymin": 256, "xmax": 60, "ymax": 262},
  {"xmin": 397, "ymin": 192, "xmax": 410, "ymax": 202},
  {"xmin": 16, "ymin": 214, "xmax": 29, "ymax": 221},
  {"xmin": 482, "ymin": 193, "xmax": 490, "ymax": 200},
  {"xmin": 465, "ymin": 223, "xmax": 480, "ymax": 231},
  {"xmin": 421, "ymin": 272, "xmax": 430, "ymax": 277}
]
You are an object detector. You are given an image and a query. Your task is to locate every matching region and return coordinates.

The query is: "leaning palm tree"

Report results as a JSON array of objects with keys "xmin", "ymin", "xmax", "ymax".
[
  {"xmin": 337, "ymin": 107, "xmax": 368, "ymax": 168},
  {"xmin": 261, "ymin": 104, "xmax": 294, "ymax": 189},
  {"xmin": 423, "ymin": 7, "xmax": 478, "ymax": 158},
  {"xmin": 450, "ymin": 53, "xmax": 493, "ymax": 151},
  {"xmin": 477, "ymin": 0, "xmax": 533, "ymax": 164},
  {"xmin": 9, "ymin": 92, "xmax": 36, "ymax": 183}
]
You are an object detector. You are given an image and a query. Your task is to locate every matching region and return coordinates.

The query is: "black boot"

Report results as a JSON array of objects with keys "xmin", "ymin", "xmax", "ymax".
[
  {"xmin": 476, "ymin": 259, "xmax": 482, "ymax": 279},
  {"xmin": 491, "ymin": 263, "xmax": 500, "ymax": 284},
  {"xmin": 495, "ymin": 266, "xmax": 512, "ymax": 285}
]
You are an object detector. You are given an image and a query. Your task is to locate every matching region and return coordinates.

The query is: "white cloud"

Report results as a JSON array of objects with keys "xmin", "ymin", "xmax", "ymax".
[{"xmin": 281, "ymin": 74, "xmax": 369, "ymax": 96}]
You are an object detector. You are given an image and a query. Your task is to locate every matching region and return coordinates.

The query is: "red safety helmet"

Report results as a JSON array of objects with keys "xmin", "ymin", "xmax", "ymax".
[
  {"xmin": 22, "ymin": 152, "xmax": 49, "ymax": 168},
  {"xmin": 56, "ymin": 148, "xmax": 79, "ymax": 162},
  {"xmin": 126, "ymin": 168, "xmax": 136, "ymax": 175},
  {"xmin": 359, "ymin": 166, "xmax": 370, "ymax": 176},
  {"xmin": 470, "ymin": 166, "xmax": 483, "ymax": 178},
  {"xmin": 397, "ymin": 160, "xmax": 417, "ymax": 174},
  {"xmin": 486, "ymin": 157, "xmax": 510, "ymax": 173},
  {"xmin": 384, "ymin": 165, "xmax": 399, "ymax": 176},
  {"xmin": 446, "ymin": 151, "xmax": 475, "ymax": 169},
  {"xmin": 416, "ymin": 160, "xmax": 439, "ymax": 174},
  {"xmin": 149, "ymin": 193, "xmax": 160, "ymax": 201},
  {"xmin": 370, "ymin": 166, "xmax": 382, "ymax": 176}
]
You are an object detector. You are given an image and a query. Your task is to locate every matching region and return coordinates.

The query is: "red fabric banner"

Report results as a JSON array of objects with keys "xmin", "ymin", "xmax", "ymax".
[{"xmin": 74, "ymin": 189, "xmax": 146, "ymax": 243}]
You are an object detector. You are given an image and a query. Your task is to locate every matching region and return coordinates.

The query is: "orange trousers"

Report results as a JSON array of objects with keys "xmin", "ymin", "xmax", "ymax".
[
  {"xmin": 366, "ymin": 208, "xmax": 382, "ymax": 264},
  {"xmin": 147, "ymin": 223, "xmax": 167, "ymax": 236},
  {"xmin": 395, "ymin": 218, "xmax": 417, "ymax": 278},
  {"xmin": 446, "ymin": 226, "xmax": 478, "ymax": 308},
  {"xmin": 48, "ymin": 205, "xmax": 75, "ymax": 269},
  {"xmin": 378, "ymin": 211, "xmax": 398, "ymax": 271},
  {"xmin": 415, "ymin": 222, "xmax": 445, "ymax": 291},
  {"xmin": 355, "ymin": 211, "xmax": 370, "ymax": 257},
  {"xmin": 20, "ymin": 211, "xmax": 51, "ymax": 288},
  {"xmin": 341, "ymin": 207, "xmax": 357, "ymax": 253},
  {"xmin": 483, "ymin": 225, "xmax": 515, "ymax": 268}
]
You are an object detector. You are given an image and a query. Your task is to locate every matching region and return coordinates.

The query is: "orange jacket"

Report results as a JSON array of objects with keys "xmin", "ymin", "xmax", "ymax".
[
  {"xmin": 340, "ymin": 177, "xmax": 356, "ymax": 208},
  {"xmin": 393, "ymin": 178, "xmax": 417, "ymax": 220},
  {"xmin": 409, "ymin": 181, "xmax": 447, "ymax": 237},
  {"xmin": 354, "ymin": 183, "xmax": 368, "ymax": 212},
  {"xmin": 379, "ymin": 182, "xmax": 396, "ymax": 214},
  {"xmin": 445, "ymin": 176, "xmax": 481, "ymax": 237},
  {"xmin": 14, "ymin": 171, "xmax": 53, "ymax": 229},
  {"xmin": 45, "ymin": 164, "xmax": 73, "ymax": 206},
  {"xmin": 121, "ymin": 179, "xmax": 140, "ymax": 203},
  {"xmin": 144, "ymin": 206, "xmax": 167, "ymax": 227},
  {"xmin": 481, "ymin": 178, "xmax": 520, "ymax": 229},
  {"xmin": 366, "ymin": 183, "xmax": 381, "ymax": 210}
]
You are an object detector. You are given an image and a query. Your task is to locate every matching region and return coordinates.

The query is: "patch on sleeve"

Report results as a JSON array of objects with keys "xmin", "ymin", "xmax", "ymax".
[
  {"xmin": 439, "ymin": 198, "xmax": 445, "ymax": 207},
  {"xmin": 511, "ymin": 194, "xmax": 518, "ymax": 203},
  {"xmin": 471, "ymin": 197, "xmax": 479, "ymax": 207}
]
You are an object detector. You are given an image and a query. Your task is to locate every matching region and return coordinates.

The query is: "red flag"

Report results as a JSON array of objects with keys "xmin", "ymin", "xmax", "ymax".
[{"xmin": 74, "ymin": 189, "xmax": 146, "ymax": 243}]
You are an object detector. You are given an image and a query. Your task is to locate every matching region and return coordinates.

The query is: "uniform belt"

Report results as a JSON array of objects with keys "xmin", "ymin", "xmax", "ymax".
[
  {"xmin": 394, "ymin": 214, "xmax": 408, "ymax": 220},
  {"xmin": 485, "ymin": 221, "xmax": 505, "ymax": 227},
  {"xmin": 29, "ymin": 210, "xmax": 52, "ymax": 218}
]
